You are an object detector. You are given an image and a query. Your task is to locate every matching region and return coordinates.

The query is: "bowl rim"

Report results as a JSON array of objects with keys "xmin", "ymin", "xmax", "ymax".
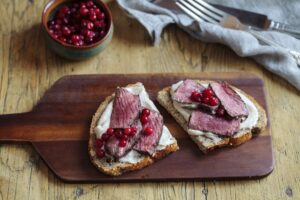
[{"xmin": 42, "ymin": 0, "xmax": 113, "ymax": 49}]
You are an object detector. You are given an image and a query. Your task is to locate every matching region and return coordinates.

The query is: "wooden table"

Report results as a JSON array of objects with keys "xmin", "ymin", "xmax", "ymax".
[{"xmin": 0, "ymin": 0, "xmax": 299, "ymax": 199}]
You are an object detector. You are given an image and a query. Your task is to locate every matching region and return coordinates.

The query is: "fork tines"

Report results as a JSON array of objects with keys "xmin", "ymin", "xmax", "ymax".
[{"xmin": 176, "ymin": 0, "xmax": 227, "ymax": 24}]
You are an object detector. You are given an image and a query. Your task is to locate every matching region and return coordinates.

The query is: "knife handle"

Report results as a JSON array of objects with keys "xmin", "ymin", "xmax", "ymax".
[{"xmin": 269, "ymin": 21, "xmax": 300, "ymax": 38}]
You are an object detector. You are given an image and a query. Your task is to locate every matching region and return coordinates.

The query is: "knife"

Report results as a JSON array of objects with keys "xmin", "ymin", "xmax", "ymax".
[{"xmin": 154, "ymin": 0, "xmax": 300, "ymax": 38}]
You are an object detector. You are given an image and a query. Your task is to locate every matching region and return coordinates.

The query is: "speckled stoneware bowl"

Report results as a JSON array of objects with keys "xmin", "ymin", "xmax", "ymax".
[{"xmin": 41, "ymin": 0, "xmax": 113, "ymax": 60}]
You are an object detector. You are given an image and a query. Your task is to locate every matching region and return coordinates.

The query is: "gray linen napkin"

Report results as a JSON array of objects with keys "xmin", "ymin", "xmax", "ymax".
[{"xmin": 116, "ymin": 0, "xmax": 300, "ymax": 91}]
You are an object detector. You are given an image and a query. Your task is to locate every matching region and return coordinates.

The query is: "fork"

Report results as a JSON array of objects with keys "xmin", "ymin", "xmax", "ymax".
[{"xmin": 176, "ymin": 0, "xmax": 300, "ymax": 66}]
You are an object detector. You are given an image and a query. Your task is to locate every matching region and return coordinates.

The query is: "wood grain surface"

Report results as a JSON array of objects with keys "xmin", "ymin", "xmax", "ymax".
[
  {"xmin": 0, "ymin": 73, "xmax": 274, "ymax": 182},
  {"xmin": 0, "ymin": 0, "xmax": 299, "ymax": 199}
]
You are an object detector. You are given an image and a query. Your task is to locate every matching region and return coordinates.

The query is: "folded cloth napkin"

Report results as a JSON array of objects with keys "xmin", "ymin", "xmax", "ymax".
[{"xmin": 117, "ymin": 0, "xmax": 300, "ymax": 91}]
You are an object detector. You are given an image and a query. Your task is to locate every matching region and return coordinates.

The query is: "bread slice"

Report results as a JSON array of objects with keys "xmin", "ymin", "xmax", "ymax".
[
  {"xmin": 88, "ymin": 83, "xmax": 179, "ymax": 176},
  {"xmin": 157, "ymin": 80, "xmax": 267, "ymax": 153}
]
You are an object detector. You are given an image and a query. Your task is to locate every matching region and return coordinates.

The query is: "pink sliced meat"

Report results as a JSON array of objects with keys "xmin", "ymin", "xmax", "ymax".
[
  {"xmin": 172, "ymin": 79, "xmax": 205, "ymax": 103},
  {"xmin": 110, "ymin": 88, "xmax": 141, "ymax": 128},
  {"xmin": 134, "ymin": 110, "xmax": 164, "ymax": 155},
  {"xmin": 210, "ymin": 81, "xmax": 248, "ymax": 118},
  {"xmin": 189, "ymin": 110, "xmax": 240, "ymax": 136},
  {"xmin": 106, "ymin": 120, "xmax": 143, "ymax": 158}
]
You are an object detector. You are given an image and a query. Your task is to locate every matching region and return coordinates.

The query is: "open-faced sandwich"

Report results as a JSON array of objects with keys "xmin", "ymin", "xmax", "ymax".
[
  {"xmin": 157, "ymin": 79, "xmax": 267, "ymax": 153},
  {"xmin": 89, "ymin": 83, "xmax": 179, "ymax": 176}
]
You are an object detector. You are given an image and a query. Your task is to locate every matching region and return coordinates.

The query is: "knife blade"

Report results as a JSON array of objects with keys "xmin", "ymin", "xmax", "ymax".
[{"xmin": 154, "ymin": 0, "xmax": 300, "ymax": 38}]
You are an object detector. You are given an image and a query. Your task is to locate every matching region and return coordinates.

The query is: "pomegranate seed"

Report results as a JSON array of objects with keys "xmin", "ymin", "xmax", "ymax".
[
  {"xmin": 142, "ymin": 108, "xmax": 150, "ymax": 116},
  {"xmin": 54, "ymin": 24, "xmax": 61, "ymax": 30},
  {"xmin": 209, "ymin": 96, "xmax": 219, "ymax": 106},
  {"xmin": 124, "ymin": 128, "xmax": 132, "ymax": 135},
  {"xmin": 49, "ymin": 29, "xmax": 54, "ymax": 34},
  {"xmin": 144, "ymin": 127, "xmax": 153, "ymax": 136},
  {"xmin": 80, "ymin": 2, "xmax": 87, "ymax": 8},
  {"xmin": 97, "ymin": 12, "xmax": 105, "ymax": 20},
  {"xmin": 203, "ymin": 88, "xmax": 214, "ymax": 98},
  {"xmin": 216, "ymin": 107, "xmax": 225, "ymax": 117},
  {"xmin": 101, "ymin": 133, "xmax": 110, "ymax": 141},
  {"xmin": 62, "ymin": 26, "xmax": 71, "ymax": 36},
  {"xmin": 190, "ymin": 91, "xmax": 202, "ymax": 102},
  {"xmin": 122, "ymin": 135, "xmax": 128, "ymax": 141},
  {"xmin": 95, "ymin": 8, "xmax": 100, "ymax": 15},
  {"xmin": 130, "ymin": 127, "xmax": 137, "ymax": 136},
  {"xmin": 86, "ymin": 0, "xmax": 94, "ymax": 8},
  {"xmin": 58, "ymin": 36, "xmax": 67, "ymax": 43},
  {"xmin": 96, "ymin": 149, "xmax": 105, "ymax": 158},
  {"xmin": 140, "ymin": 115, "xmax": 149, "ymax": 125},
  {"xmin": 60, "ymin": 5, "xmax": 70, "ymax": 14},
  {"xmin": 95, "ymin": 138, "xmax": 103, "ymax": 148},
  {"xmin": 89, "ymin": 13, "xmax": 97, "ymax": 21},
  {"xmin": 115, "ymin": 129, "xmax": 123, "ymax": 139},
  {"xmin": 87, "ymin": 21, "xmax": 94, "ymax": 30},
  {"xmin": 80, "ymin": 7, "xmax": 89, "ymax": 16},
  {"xmin": 52, "ymin": 33, "xmax": 59, "ymax": 39},
  {"xmin": 71, "ymin": 34, "xmax": 80, "ymax": 43},
  {"xmin": 118, "ymin": 139, "xmax": 127, "ymax": 147},
  {"xmin": 202, "ymin": 97, "xmax": 210, "ymax": 104},
  {"xmin": 106, "ymin": 128, "xmax": 114, "ymax": 135}
]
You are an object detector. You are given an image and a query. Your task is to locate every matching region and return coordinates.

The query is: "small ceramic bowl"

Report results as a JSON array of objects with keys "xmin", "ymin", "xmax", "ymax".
[{"xmin": 41, "ymin": 0, "xmax": 113, "ymax": 60}]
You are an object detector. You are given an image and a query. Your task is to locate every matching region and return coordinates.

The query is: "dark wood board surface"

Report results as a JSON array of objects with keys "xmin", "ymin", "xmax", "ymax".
[{"xmin": 0, "ymin": 73, "xmax": 274, "ymax": 182}]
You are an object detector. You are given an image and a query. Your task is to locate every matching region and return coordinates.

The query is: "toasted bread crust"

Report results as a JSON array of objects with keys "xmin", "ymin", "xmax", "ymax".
[
  {"xmin": 89, "ymin": 83, "xmax": 179, "ymax": 176},
  {"xmin": 157, "ymin": 80, "xmax": 267, "ymax": 153}
]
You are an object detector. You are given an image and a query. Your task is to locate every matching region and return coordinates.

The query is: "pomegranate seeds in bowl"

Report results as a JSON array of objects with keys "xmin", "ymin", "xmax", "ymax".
[
  {"xmin": 47, "ymin": 0, "xmax": 108, "ymax": 46},
  {"xmin": 42, "ymin": 0, "xmax": 113, "ymax": 59}
]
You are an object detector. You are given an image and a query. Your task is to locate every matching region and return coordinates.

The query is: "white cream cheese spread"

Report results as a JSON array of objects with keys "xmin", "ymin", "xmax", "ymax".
[
  {"xmin": 170, "ymin": 81, "xmax": 259, "ymax": 144},
  {"xmin": 94, "ymin": 83, "xmax": 176, "ymax": 163}
]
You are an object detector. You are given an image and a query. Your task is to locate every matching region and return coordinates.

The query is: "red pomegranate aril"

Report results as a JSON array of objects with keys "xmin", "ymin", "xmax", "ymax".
[
  {"xmin": 122, "ymin": 134, "xmax": 129, "ymax": 141},
  {"xmin": 209, "ymin": 96, "xmax": 219, "ymax": 106},
  {"xmin": 54, "ymin": 24, "xmax": 61, "ymax": 30},
  {"xmin": 94, "ymin": 8, "xmax": 100, "ymax": 15},
  {"xmin": 80, "ymin": 2, "xmax": 87, "ymax": 8},
  {"xmin": 95, "ymin": 138, "xmax": 103, "ymax": 148},
  {"xmin": 106, "ymin": 128, "xmax": 114, "ymax": 135},
  {"xmin": 190, "ymin": 91, "xmax": 202, "ymax": 102},
  {"xmin": 142, "ymin": 108, "xmax": 150, "ymax": 117},
  {"xmin": 60, "ymin": 5, "xmax": 70, "ymax": 14},
  {"xmin": 97, "ymin": 12, "xmax": 105, "ymax": 19},
  {"xmin": 216, "ymin": 107, "xmax": 225, "ymax": 117},
  {"xmin": 87, "ymin": 21, "xmax": 94, "ymax": 30},
  {"xmin": 118, "ymin": 139, "xmax": 127, "ymax": 147},
  {"xmin": 124, "ymin": 128, "xmax": 132, "ymax": 135},
  {"xmin": 115, "ymin": 129, "xmax": 123, "ymax": 139},
  {"xmin": 144, "ymin": 127, "xmax": 153, "ymax": 136},
  {"xmin": 80, "ymin": 7, "xmax": 89, "ymax": 16},
  {"xmin": 101, "ymin": 133, "xmax": 110, "ymax": 141},
  {"xmin": 48, "ymin": 20, "xmax": 55, "ymax": 26},
  {"xmin": 140, "ymin": 115, "xmax": 149, "ymax": 125},
  {"xmin": 58, "ymin": 36, "xmax": 67, "ymax": 43},
  {"xmin": 130, "ymin": 127, "xmax": 137, "ymax": 136},
  {"xmin": 202, "ymin": 97, "xmax": 210, "ymax": 104},
  {"xmin": 89, "ymin": 13, "xmax": 97, "ymax": 21},
  {"xmin": 52, "ymin": 33, "xmax": 59, "ymax": 39},
  {"xmin": 203, "ymin": 88, "xmax": 214, "ymax": 98},
  {"xmin": 85, "ymin": 37, "xmax": 94, "ymax": 44},
  {"xmin": 49, "ymin": 29, "xmax": 54, "ymax": 34},
  {"xmin": 96, "ymin": 149, "xmax": 105, "ymax": 158},
  {"xmin": 62, "ymin": 26, "xmax": 71, "ymax": 36},
  {"xmin": 71, "ymin": 34, "xmax": 80, "ymax": 43},
  {"xmin": 86, "ymin": 0, "xmax": 94, "ymax": 8}
]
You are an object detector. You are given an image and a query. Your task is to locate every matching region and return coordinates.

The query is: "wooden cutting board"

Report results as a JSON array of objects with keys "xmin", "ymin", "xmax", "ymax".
[{"xmin": 0, "ymin": 73, "xmax": 274, "ymax": 182}]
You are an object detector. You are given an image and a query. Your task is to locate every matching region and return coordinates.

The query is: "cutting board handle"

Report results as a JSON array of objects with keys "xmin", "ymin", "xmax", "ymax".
[{"xmin": 0, "ymin": 112, "xmax": 35, "ymax": 142}]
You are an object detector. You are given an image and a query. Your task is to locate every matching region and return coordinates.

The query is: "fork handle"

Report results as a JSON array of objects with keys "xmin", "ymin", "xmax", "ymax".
[
  {"xmin": 247, "ymin": 29, "xmax": 300, "ymax": 66},
  {"xmin": 268, "ymin": 21, "xmax": 300, "ymax": 39}
]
